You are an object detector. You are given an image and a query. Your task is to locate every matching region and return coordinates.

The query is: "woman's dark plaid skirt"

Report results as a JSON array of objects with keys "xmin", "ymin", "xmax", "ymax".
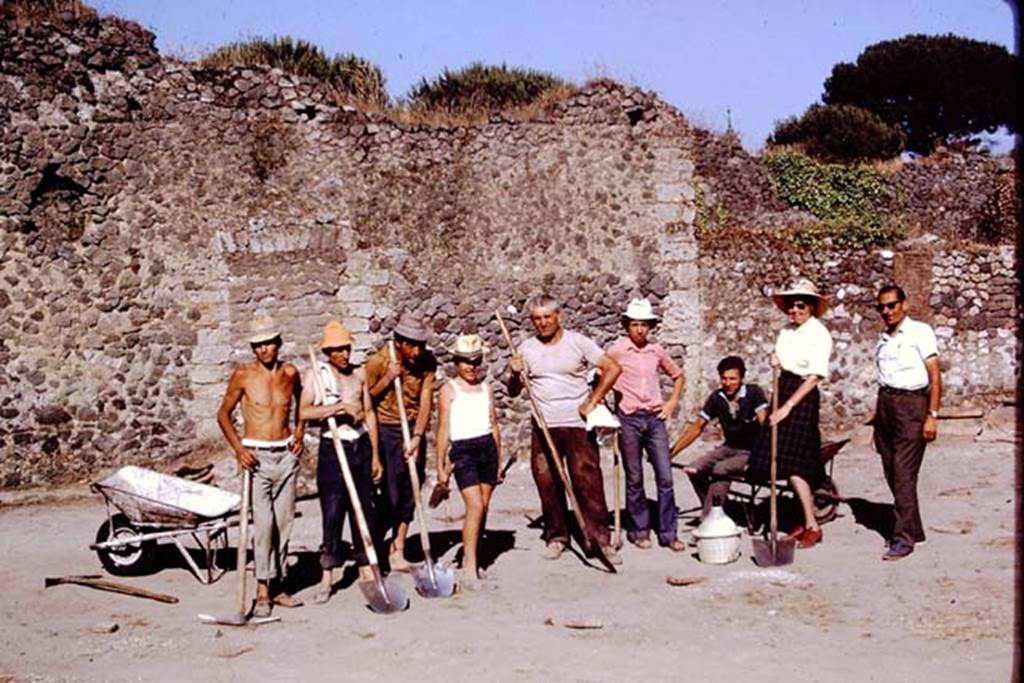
[{"xmin": 749, "ymin": 370, "xmax": 825, "ymax": 488}]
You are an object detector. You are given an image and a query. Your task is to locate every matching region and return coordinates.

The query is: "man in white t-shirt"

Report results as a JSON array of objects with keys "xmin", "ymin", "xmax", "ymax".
[
  {"xmin": 506, "ymin": 295, "xmax": 622, "ymax": 564},
  {"xmin": 873, "ymin": 284, "xmax": 942, "ymax": 561}
]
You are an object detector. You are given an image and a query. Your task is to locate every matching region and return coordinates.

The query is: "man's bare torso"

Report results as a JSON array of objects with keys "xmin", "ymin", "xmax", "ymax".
[{"xmin": 238, "ymin": 361, "xmax": 300, "ymax": 441}]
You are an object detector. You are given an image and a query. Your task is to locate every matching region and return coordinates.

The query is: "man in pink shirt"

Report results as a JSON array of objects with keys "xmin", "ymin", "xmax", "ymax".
[{"xmin": 606, "ymin": 299, "xmax": 686, "ymax": 551}]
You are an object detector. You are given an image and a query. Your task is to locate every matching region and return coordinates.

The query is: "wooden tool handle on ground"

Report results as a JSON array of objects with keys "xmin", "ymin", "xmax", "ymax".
[
  {"xmin": 387, "ymin": 342, "xmax": 437, "ymax": 582},
  {"xmin": 45, "ymin": 575, "xmax": 179, "ymax": 604},
  {"xmin": 494, "ymin": 309, "xmax": 595, "ymax": 555},
  {"xmin": 308, "ymin": 348, "xmax": 382, "ymax": 571},
  {"xmin": 235, "ymin": 467, "xmax": 251, "ymax": 616}
]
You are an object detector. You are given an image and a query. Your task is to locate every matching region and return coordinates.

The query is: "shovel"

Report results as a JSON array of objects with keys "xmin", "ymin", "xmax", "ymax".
[
  {"xmin": 495, "ymin": 309, "xmax": 617, "ymax": 573},
  {"xmin": 752, "ymin": 367, "xmax": 796, "ymax": 567},
  {"xmin": 307, "ymin": 347, "xmax": 410, "ymax": 614},
  {"xmin": 198, "ymin": 468, "xmax": 280, "ymax": 626},
  {"xmin": 388, "ymin": 342, "xmax": 456, "ymax": 599}
]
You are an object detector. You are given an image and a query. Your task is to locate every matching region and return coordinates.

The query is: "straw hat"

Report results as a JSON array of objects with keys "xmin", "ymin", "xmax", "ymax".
[
  {"xmin": 247, "ymin": 315, "xmax": 281, "ymax": 344},
  {"xmin": 319, "ymin": 320, "xmax": 354, "ymax": 349},
  {"xmin": 771, "ymin": 278, "xmax": 829, "ymax": 317},
  {"xmin": 394, "ymin": 313, "xmax": 429, "ymax": 343},
  {"xmin": 622, "ymin": 297, "xmax": 660, "ymax": 322},
  {"xmin": 451, "ymin": 334, "xmax": 487, "ymax": 361}
]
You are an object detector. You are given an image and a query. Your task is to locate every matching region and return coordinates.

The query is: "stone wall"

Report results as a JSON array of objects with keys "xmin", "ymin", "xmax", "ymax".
[
  {"xmin": 697, "ymin": 236, "xmax": 1018, "ymax": 433},
  {"xmin": 0, "ymin": 14, "xmax": 704, "ymax": 487},
  {"xmin": 0, "ymin": 13, "xmax": 1017, "ymax": 488}
]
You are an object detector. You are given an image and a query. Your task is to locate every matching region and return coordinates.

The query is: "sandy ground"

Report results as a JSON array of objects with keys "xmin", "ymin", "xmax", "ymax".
[{"xmin": 0, "ymin": 433, "xmax": 1016, "ymax": 682}]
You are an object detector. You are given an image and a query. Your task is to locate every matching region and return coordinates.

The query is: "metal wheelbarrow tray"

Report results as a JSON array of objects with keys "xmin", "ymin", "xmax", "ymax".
[{"xmin": 89, "ymin": 466, "xmax": 241, "ymax": 584}]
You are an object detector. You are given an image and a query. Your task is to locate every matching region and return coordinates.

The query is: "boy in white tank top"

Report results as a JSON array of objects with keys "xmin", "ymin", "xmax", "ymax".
[{"xmin": 435, "ymin": 334, "xmax": 502, "ymax": 589}]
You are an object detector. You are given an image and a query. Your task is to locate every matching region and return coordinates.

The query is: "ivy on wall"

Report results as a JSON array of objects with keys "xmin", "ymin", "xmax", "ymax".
[{"xmin": 763, "ymin": 150, "xmax": 904, "ymax": 249}]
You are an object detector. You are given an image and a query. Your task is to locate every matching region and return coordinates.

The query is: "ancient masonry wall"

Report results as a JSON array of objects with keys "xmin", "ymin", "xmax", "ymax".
[
  {"xmin": 0, "ymin": 16, "xmax": 1017, "ymax": 487},
  {"xmin": 0, "ymin": 17, "xmax": 704, "ymax": 486},
  {"xmin": 698, "ymin": 238, "xmax": 1017, "ymax": 432}
]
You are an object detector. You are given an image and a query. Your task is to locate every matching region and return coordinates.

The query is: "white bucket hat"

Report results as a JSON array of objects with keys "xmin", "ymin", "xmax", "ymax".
[
  {"xmin": 622, "ymin": 297, "xmax": 660, "ymax": 323},
  {"xmin": 451, "ymin": 334, "xmax": 488, "ymax": 361},
  {"xmin": 771, "ymin": 278, "xmax": 829, "ymax": 317},
  {"xmin": 247, "ymin": 315, "xmax": 281, "ymax": 344}
]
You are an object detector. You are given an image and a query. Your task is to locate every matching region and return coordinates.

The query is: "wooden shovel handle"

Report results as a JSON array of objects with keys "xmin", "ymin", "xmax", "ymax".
[
  {"xmin": 494, "ymin": 309, "xmax": 595, "ymax": 555},
  {"xmin": 307, "ymin": 347, "xmax": 383, "ymax": 572},
  {"xmin": 235, "ymin": 467, "xmax": 251, "ymax": 616},
  {"xmin": 387, "ymin": 342, "xmax": 438, "ymax": 581},
  {"xmin": 769, "ymin": 366, "xmax": 780, "ymax": 546}
]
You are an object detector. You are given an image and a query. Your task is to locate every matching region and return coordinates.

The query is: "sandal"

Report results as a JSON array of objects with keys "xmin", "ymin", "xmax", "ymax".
[
  {"xmin": 312, "ymin": 586, "xmax": 332, "ymax": 605},
  {"xmin": 798, "ymin": 528, "xmax": 823, "ymax": 548},
  {"xmin": 666, "ymin": 539, "xmax": 687, "ymax": 553},
  {"xmin": 272, "ymin": 593, "xmax": 304, "ymax": 608},
  {"xmin": 252, "ymin": 598, "xmax": 272, "ymax": 618},
  {"xmin": 389, "ymin": 551, "xmax": 412, "ymax": 573}
]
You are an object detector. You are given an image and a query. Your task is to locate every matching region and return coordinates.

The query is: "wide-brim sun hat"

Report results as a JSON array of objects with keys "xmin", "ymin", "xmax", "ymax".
[
  {"xmin": 451, "ymin": 333, "xmax": 487, "ymax": 361},
  {"xmin": 393, "ymin": 313, "xmax": 429, "ymax": 343},
  {"xmin": 622, "ymin": 297, "xmax": 660, "ymax": 323},
  {"xmin": 320, "ymin": 320, "xmax": 355, "ymax": 349},
  {"xmin": 247, "ymin": 315, "xmax": 281, "ymax": 344},
  {"xmin": 771, "ymin": 278, "xmax": 829, "ymax": 317}
]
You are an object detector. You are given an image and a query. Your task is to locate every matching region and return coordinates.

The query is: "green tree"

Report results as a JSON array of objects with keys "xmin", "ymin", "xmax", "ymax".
[
  {"xmin": 823, "ymin": 34, "xmax": 1018, "ymax": 154},
  {"xmin": 201, "ymin": 36, "xmax": 388, "ymax": 108},
  {"xmin": 407, "ymin": 62, "xmax": 570, "ymax": 114},
  {"xmin": 769, "ymin": 103, "xmax": 905, "ymax": 162}
]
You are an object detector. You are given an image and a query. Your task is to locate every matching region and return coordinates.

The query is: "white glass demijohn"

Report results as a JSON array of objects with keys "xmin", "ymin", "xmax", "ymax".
[{"xmin": 693, "ymin": 496, "xmax": 742, "ymax": 564}]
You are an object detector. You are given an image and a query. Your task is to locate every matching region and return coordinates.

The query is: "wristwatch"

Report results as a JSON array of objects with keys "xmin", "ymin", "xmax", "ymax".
[{"xmin": 928, "ymin": 410, "xmax": 939, "ymax": 418}]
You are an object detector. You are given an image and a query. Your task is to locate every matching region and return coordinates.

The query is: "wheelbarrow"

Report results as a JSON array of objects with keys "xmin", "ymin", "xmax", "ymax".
[{"xmin": 89, "ymin": 466, "xmax": 241, "ymax": 584}]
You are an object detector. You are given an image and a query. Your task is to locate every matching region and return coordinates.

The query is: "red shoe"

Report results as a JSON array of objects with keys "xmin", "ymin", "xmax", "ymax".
[
  {"xmin": 784, "ymin": 527, "xmax": 805, "ymax": 542},
  {"xmin": 798, "ymin": 528, "xmax": 823, "ymax": 548}
]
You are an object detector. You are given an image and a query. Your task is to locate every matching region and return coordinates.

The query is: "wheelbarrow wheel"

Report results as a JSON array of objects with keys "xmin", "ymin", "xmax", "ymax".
[
  {"xmin": 95, "ymin": 514, "xmax": 156, "ymax": 576},
  {"xmin": 813, "ymin": 479, "xmax": 839, "ymax": 524}
]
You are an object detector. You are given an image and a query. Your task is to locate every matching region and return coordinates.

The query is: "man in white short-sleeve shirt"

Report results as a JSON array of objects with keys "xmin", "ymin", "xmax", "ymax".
[
  {"xmin": 507, "ymin": 295, "xmax": 622, "ymax": 564},
  {"xmin": 872, "ymin": 284, "xmax": 942, "ymax": 562}
]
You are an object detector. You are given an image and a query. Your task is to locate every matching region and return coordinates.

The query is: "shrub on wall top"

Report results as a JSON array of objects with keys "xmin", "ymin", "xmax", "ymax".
[
  {"xmin": 201, "ymin": 36, "xmax": 388, "ymax": 108},
  {"xmin": 407, "ymin": 62, "xmax": 572, "ymax": 115}
]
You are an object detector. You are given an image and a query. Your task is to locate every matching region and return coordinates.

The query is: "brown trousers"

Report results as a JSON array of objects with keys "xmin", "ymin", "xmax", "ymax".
[
  {"xmin": 873, "ymin": 391, "xmax": 929, "ymax": 546},
  {"xmin": 531, "ymin": 424, "xmax": 611, "ymax": 548}
]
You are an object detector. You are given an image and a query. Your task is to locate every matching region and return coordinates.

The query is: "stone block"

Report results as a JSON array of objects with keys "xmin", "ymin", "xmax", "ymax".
[
  {"xmin": 190, "ymin": 364, "xmax": 229, "ymax": 385},
  {"xmin": 342, "ymin": 301, "xmax": 376, "ymax": 318},
  {"xmin": 342, "ymin": 317, "xmax": 371, "ymax": 333},
  {"xmin": 337, "ymin": 284, "xmax": 372, "ymax": 302}
]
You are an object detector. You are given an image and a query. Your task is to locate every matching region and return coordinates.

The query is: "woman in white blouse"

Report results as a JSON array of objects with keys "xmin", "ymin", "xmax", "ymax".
[{"xmin": 749, "ymin": 278, "xmax": 833, "ymax": 548}]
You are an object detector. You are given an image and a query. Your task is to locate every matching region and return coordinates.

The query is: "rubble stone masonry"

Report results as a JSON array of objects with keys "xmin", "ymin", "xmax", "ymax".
[{"xmin": 0, "ymin": 14, "xmax": 1016, "ymax": 487}]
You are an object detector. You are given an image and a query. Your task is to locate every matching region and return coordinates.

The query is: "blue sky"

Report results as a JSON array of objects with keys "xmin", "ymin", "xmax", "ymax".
[{"xmin": 92, "ymin": 0, "xmax": 1017, "ymax": 152}]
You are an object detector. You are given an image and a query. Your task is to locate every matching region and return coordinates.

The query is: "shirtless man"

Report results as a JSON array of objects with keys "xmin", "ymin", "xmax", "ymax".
[
  {"xmin": 216, "ymin": 316, "xmax": 305, "ymax": 618},
  {"xmin": 298, "ymin": 320, "xmax": 382, "ymax": 604}
]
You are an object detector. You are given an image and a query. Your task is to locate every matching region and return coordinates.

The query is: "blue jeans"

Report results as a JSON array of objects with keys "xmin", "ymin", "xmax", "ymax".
[{"xmin": 617, "ymin": 410, "xmax": 678, "ymax": 544}]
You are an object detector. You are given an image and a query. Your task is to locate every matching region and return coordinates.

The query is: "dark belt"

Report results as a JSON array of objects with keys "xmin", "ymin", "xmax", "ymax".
[
  {"xmin": 251, "ymin": 444, "xmax": 291, "ymax": 452},
  {"xmin": 879, "ymin": 385, "xmax": 929, "ymax": 397}
]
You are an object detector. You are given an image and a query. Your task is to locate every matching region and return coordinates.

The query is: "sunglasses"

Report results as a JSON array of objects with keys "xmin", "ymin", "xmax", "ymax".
[
  {"xmin": 875, "ymin": 301, "xmax": 900, "ymax": 313},
  {"xmin": 785, "ymin": 300, "xmax": 811, "ymax": 311}
]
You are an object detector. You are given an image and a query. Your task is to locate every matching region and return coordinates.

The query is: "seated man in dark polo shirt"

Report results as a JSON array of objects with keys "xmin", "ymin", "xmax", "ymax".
[{"xmin": 670, "ymin": 356, "xmax": 768, "ymax": 519}]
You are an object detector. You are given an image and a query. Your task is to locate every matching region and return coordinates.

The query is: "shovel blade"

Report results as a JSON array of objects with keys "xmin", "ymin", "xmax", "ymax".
[
  {"xmin": 359, "ymin": 574, "xmax": 410, "ymax": 614},
  {"xmin": 751, "ymin": 536, "xmax": 796, "ymax": 567},
  {"xmin": 412, "ymin": 561, "xmax": 456, "ymax": 598}
]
